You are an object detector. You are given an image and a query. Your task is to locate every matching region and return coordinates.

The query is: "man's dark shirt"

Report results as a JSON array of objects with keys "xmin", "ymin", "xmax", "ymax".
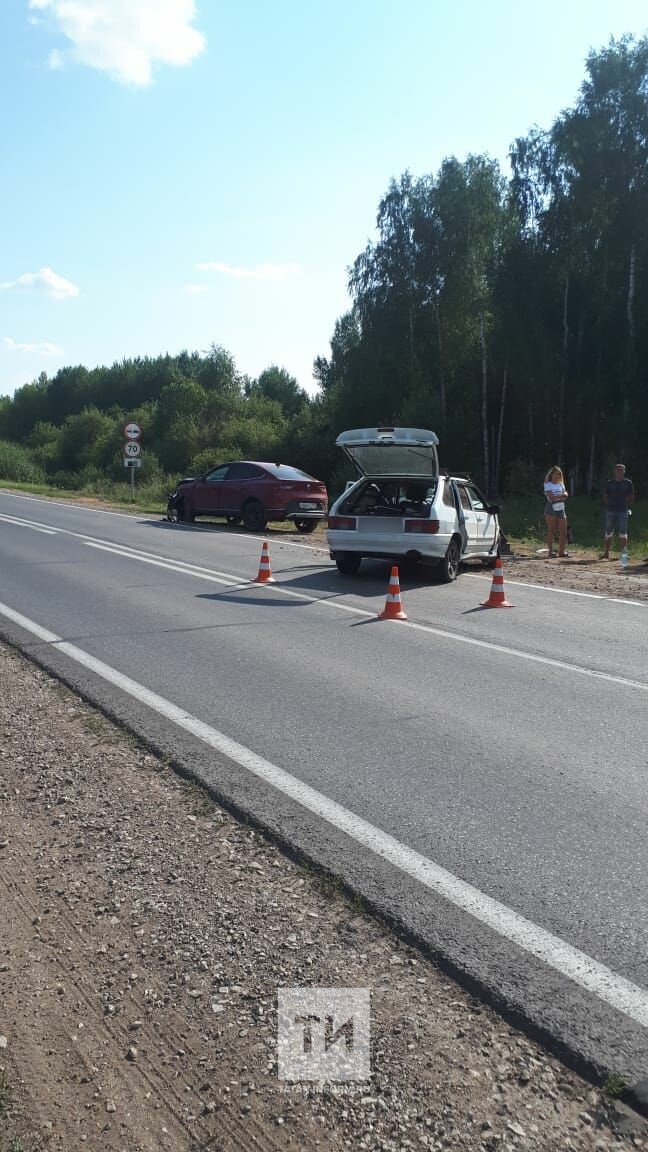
[{"xmin": 604, "ymin": 478, "xmax": 634, "ymax": 512}]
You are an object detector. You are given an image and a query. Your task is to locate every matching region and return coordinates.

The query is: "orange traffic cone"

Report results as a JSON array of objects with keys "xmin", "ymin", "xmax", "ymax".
[
  {"xmin": 481, "ymin": 557, "xmax": 514, "ymax": 608},
  {"xmin": 378, "ymin": 566, "xmax": 408, "ymax": 620},
  {"xmin": 253, "ymin": 539, "xmax": 275, "ymax": 583}
]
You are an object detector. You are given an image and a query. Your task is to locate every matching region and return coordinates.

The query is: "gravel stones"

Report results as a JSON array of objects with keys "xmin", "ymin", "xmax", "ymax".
[{"xmin": 0, "ymin": 641, "xmax": 636, "ymax": 1152}]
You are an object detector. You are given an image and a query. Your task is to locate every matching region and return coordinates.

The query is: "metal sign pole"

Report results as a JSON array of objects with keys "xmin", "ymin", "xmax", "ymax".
[{"xmin": 131, "ymin": 462, "xmax": 135, "ymax": 501}]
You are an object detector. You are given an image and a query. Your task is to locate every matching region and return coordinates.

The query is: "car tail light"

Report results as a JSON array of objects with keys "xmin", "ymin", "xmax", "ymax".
[
  {"xmin": 404, "ymin": 518, "xmax": 440, "ymax": 534},
  {"xmin": 328, "ymin": 515, "xmax": 357, "ymax": 530}
]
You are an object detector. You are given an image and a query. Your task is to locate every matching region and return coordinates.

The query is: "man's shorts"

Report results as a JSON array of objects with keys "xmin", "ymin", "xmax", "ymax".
[{"xmin": 605, "ymin": 510, "xmax": 629, "ymax": 537}]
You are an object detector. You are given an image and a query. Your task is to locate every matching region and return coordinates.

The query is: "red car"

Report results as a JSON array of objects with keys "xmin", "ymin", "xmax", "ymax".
[{"xmin": 168, "ymin": 461, "xmax": 328, "ymax": 532}]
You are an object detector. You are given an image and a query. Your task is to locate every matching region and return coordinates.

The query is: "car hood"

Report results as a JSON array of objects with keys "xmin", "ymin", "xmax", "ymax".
[{"xmin": 336, "ymin": 427, "xmax": 439, "ymax": 479}]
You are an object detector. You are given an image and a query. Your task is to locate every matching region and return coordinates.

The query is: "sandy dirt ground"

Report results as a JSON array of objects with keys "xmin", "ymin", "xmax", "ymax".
[
  {"xmin": 497, "ymin": 548, "xmax": 648, "ymax": 604},
  {"xmin": 1, "ymin": 644, "xmax": 647, "ymax": 1152}
]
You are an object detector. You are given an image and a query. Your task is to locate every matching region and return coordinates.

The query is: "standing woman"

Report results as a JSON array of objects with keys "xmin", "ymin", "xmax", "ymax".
[{"xmin": 543, "ymin": 466, "xmax": 569, "ymax": 557}]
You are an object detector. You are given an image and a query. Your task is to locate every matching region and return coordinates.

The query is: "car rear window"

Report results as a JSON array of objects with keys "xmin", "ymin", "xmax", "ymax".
[{"xmin": 265, "ymin": 465, "xmax": 317, "ymax": 481}]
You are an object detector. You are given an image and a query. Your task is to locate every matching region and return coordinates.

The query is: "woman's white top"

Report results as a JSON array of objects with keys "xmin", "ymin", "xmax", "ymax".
[{"xmin": 544, "ymin": 481, "xmax": 565, "ymax": 512}]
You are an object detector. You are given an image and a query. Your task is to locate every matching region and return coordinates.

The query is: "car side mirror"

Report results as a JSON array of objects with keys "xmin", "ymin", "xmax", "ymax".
[{"xmin": 486, "ymin": 503, "xmax": 501, "ymax": 515}]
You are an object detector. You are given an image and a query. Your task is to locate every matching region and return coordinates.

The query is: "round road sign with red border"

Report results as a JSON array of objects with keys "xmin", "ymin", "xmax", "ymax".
[
  {"xmin": 123, "ymin": 421, "xmax": 142, "ymax": 441},
  {"xmin": 124, "ymin": 441, "xmax": 141, "ymax": 458}
]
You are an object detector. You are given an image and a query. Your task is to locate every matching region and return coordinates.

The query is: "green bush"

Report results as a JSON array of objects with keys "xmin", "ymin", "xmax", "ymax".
[
  {"xmin": 189, "ymin": 446, "xmax": 244, "ymax": 476},
  {"xmin": 0, "ymin": 439, "xmax": 45, "ymax": 483}
]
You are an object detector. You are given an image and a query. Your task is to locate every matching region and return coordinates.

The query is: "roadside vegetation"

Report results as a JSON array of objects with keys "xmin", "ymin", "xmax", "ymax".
[{"xmin": 1, "ymin": 38, "xmax": 646, "ymax": 539}]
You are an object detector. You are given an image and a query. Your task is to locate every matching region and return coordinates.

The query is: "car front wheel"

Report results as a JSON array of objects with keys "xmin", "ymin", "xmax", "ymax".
[
  {"xmin": 335, "ymin": 552, "xmax": 362, "ymax": 576},
  {"xmin": 295, "ymin": 519, "xmax": 317, "ymax": 533},
  {"xmin": 242, "ymin": 500, "xmax": 267, "ymax": 532},
  {"xmin": 180, "ymin": 500, "xmax": 195, "ymax": 524},
  {"xmin": 440, "ymin": 538, "xmax": 460, "ymax": 582}
]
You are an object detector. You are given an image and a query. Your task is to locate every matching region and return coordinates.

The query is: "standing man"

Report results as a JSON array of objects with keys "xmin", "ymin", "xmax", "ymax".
[{"xmin": 602, "ymin": 463, "xmax": 634, "ymax": 559}]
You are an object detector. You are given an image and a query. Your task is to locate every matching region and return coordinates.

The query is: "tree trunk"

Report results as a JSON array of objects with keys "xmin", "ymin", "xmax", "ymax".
[
  {"xmin": 433, "ymin": 300, "xmax": 446, "ymax": 425},
  {"xmin": 479, "ymin": 314, "xmax": 489, "ymax": 488},
  {"xmin": 586, "ymin": 426, "xmax": 595, "ymax": 497},
  {"xmin": 495, "ymin": 362, "xmax": 507, "ymax": 495},
  {"xmin": 559, "ymin": 275, "xmax": 569, "ymax": 463},
  {"xmin": 627, "ymin": 242, "xmax": 636, "ymax": 366},
  {"xmin": 623, "ymin": 243, "xmax": 636, "ymax": 452}
]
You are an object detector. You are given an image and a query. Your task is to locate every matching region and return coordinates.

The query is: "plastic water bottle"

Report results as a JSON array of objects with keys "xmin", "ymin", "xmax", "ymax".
[{"xmin": 620, "ymin": 548, "xmax": 629, "ymax": 568}]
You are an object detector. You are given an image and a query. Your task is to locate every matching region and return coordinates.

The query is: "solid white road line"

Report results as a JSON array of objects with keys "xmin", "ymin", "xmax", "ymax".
[
  {"xmin": 2, "ymin": 490, "xmax": 648, "ymax": 602},
  {"xmin": 464, "ymin": 572, "xmax": 648, "ymax": 607},
  {"xmin": 85, "ymin": 539, "xmax": 648, "ymax": 693},
  {"xmin": 0, "ymin": 490, "xmax": 326, "ymax": 550},
  {"xmin": 85, "ymin": 542, "xmax": 241, "ymax": 586},
  {"xmin": 84, "ymin": 540, "xmax": 370, "ymax": 615},
  {"xmin": 0, "ymin": 512, "xmax": 58, "ymax": 535},
  {"xmin": 3, "ymin": 502, "xmax": 648, "ymax": 690},
  {"xmin": 1, "ymin": 595, "xmax": 648, "ymax": 1030}
]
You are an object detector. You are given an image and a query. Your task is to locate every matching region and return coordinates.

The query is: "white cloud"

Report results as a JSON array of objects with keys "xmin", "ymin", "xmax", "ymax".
[
  {"xmin": 182, "ymin": 282, "xmax": 208, "ymax": 295},
  {"xmin": 4, "ymin": 336, "xmax": 63, "ymax": 355},
  {"xmin": 29, "ymin": 0, "xmax": 206, "ymax": 87},
  {"xmin": 195, "ymin": 262, "xmax": 304, "ymax": 283},
  {"xmin": 48, "ymin": 48, "xmax": 63, "ymax": 69},
  {"xmin": 0, "ymin": 266, "xmax": 79, "ymax": 300}
]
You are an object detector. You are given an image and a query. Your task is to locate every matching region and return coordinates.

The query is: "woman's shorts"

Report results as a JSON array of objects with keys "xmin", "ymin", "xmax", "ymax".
[{"xmin": 544, "ymin": 504, "xmax": 565, "ymax": 518}]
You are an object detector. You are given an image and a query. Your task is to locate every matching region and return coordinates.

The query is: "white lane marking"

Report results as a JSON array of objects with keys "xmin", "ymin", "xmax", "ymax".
[
  {"xmin": 402, "ymin": 619, "xmax": 648, "ymax": 693},
  {"xmin": 0, "ymin": 602, "xmax": 60, "ymax": 642},
  {"xmin": 0, "ymin": 512, "xmax": 58, "ymax": 535},
  {"xmin": 82, "ymin": 541, "xmax": 648, "ymax": 692},
  {"xmin": 85, "ymin": 543, "xmax": 241, "ymax": 586},
  {"xmin": 0, "ymin": 519, "xmax": 640, "ymax": 692},
  {"xmin": 83, "ymin": 541, "xmax": 648, "ymax": 670},
  {"xmin": 1, "ymin": 596, "xmax": 647, "ymax": 1031},
  {"xmin": 0, "ymin": 490, "xmax": 143, "ymax": 520},
  {"xmin": 3, "ymin": 491, "xmax": 648, "ymax": 601},
  {"xmin": 464, "ymin": 572, "xmax": 648, "ymax": 607},
  {"xmin": 85, "ymin": 541, "xmax": 371, "ymax": 615},
  {"xmin": 0, "ymin": 490, "xmax": 329, "ymax": 551}
]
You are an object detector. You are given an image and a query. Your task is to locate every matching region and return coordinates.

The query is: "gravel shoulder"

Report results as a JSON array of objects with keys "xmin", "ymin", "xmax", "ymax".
[
  {"xmin": 1, "ymin": 643, "xmax": 646, "ymax": 1151},
  {"xmin": 499, "ymin": 548, "xmax": 648, "ymax": 603}
]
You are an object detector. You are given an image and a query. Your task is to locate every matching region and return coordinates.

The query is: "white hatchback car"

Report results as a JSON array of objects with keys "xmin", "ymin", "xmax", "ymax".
[{"xmin": 327, "ymin": 427, "xmax": 500, "ymax": 581}]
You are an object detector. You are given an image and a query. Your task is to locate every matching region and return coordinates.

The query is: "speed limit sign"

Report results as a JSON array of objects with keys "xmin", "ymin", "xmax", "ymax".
[
  {"xmin": 123, "ymin": 421, "xmax": 141, "ymax": 441},
  {"xmin": 124, "ymin": 441, "xmax": 141, "ymax": 458}
]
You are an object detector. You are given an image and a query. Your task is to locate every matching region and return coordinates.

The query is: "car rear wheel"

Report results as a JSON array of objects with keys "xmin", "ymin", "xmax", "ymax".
[
  {"xmin": 335, "ymin": 552, "xmax": 362, "ymax": 576},
  {"xmin": 440, "ymin": 538, "xmax": 460, "ymax": 582},
  {"xmin": 226, "ymin": 516, "xmax": 241, "ymax": 526},
  {"xmin": 242, "ymin": 500, "xmax": 267, "ymax": 532},
  {"xmin": 294, "ymin": 519, "xmax": 317, "ymax": 533}
]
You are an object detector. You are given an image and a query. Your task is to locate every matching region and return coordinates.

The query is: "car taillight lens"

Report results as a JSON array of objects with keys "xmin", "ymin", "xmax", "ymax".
[
  {"xmin": 404, "ymin": 519, "xmax": 440, "ymax": 534},
  {"xmin": 328, "ymin": 515, "xmax": 357, "ymax": 530}
]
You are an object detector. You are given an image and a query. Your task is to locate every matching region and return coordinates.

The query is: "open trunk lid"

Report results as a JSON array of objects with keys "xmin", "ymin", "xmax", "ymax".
[{"xmin": 336, "ymin": 427, "xmax": 439, "ymax": 479}]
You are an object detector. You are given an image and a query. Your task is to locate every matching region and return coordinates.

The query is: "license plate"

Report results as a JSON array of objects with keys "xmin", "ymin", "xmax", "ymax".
[{"xmin": 299, "ymin": 502, "xmax": 317, "ymax": 510}]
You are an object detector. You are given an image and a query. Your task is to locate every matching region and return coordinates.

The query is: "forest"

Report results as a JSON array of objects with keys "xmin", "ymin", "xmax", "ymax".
[{"xmin": 1, "ymin": 37, "xmax": 646, "ymax": 503}]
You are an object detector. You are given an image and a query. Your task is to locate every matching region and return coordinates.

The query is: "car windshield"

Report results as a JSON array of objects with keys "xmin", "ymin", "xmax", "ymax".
[{"xmin": 264, "ymin": 465, "xmax": 317, "ymax": 481}]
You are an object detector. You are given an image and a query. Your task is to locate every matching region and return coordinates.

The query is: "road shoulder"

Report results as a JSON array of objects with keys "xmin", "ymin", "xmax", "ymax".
[{"xmin": 0, "ymin": 642, "xmax": 641, "ymax": 1151}]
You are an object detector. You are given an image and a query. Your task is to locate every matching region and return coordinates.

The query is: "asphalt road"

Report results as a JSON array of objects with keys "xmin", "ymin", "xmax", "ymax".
[{"xmin": 1, "ymin": 490, "xmax": 648, "ymax": 1081}]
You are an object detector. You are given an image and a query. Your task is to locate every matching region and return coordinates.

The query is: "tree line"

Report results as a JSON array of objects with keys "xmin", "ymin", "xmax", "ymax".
[{"xmin": 1, "ymin": 36, "xmax": 646, "ymax": 499}]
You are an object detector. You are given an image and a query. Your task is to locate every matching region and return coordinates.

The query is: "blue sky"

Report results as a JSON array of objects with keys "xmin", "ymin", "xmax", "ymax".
[{"xmin": 1, "ymin": 0, "xmax": 647, "ymax": 401}]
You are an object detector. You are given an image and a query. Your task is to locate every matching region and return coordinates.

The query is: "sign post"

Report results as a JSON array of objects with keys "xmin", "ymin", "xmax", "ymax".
[{"xmin": 122, "ymin": 422, "xmax": 142, "ymax": 501}]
